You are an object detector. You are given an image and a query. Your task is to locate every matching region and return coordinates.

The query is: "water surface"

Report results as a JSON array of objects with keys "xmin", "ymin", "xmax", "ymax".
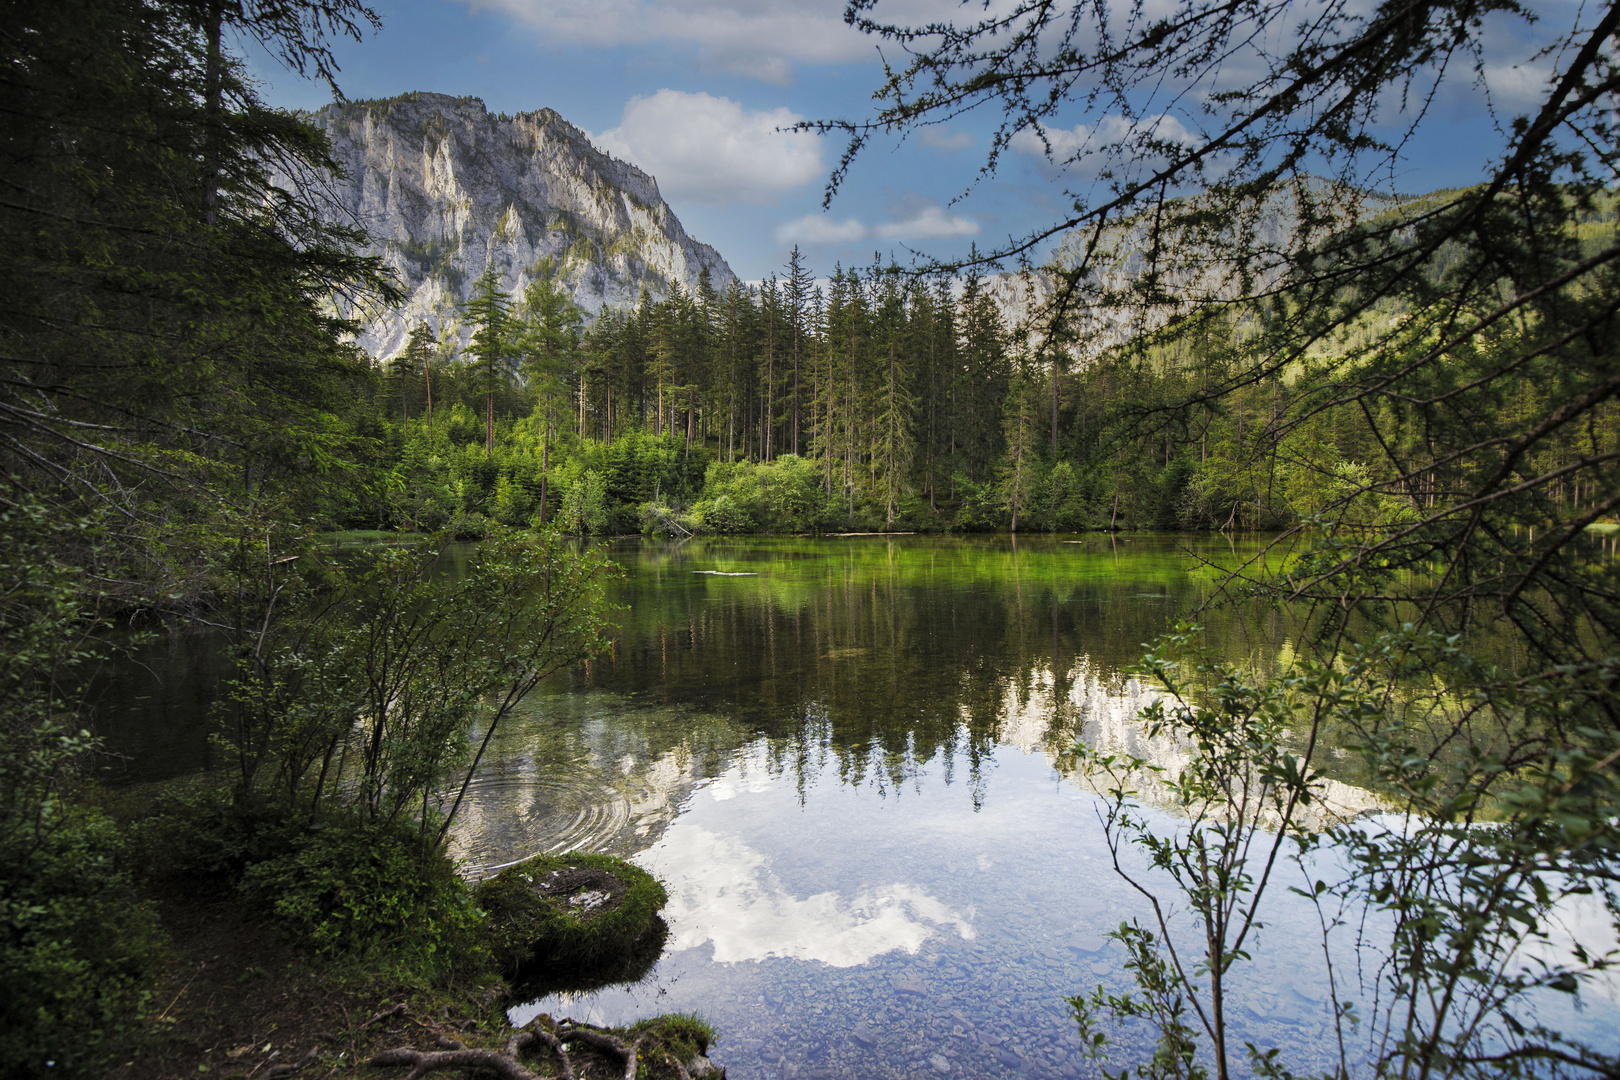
[{"xmin": 456, "ymin": 535, "xmax": 1359, "ymax": 1078}]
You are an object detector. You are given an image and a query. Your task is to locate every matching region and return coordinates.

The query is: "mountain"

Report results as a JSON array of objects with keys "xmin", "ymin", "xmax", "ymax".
[
  {"xmin": 992, "ymin": 178, "xmax": 1405, "ymax": 356},
  {"xmin": 287, "ymin": 93, "xmax": 736, "ymax": 359}
]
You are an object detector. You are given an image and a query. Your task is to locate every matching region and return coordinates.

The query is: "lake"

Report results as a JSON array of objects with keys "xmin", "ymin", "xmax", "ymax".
[
  {"xmin": 449, "ymin": 533, "xmax": 1368, "ymax": 1079},
  {"xmin": 100, "ymin": 532, "xmax": 1619, "ymax": 1078}
]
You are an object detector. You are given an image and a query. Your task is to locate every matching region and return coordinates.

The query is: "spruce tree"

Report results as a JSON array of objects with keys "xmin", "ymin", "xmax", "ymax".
[{"xmin": 463, "ymin": 265, "xmax": 513, "ymax": 455}]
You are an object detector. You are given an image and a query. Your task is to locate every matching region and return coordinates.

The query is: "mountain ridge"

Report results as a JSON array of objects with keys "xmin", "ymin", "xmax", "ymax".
[{"xmin": 285, "ymin": 92, "xmax": 736, "ymax": 359}]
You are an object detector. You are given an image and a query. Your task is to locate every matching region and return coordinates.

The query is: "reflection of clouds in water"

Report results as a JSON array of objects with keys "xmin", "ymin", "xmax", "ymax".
[
  {"xmin": 706, "ymin": 766, "xmax": 775, "ymax": 802},
  {"xmin": 642, "ymin": 824, "xmax": 975, "ymax": 967},
  {"xmin": 1508, "ymin": 885, "xmax": 1620, "ymax": 1004}
]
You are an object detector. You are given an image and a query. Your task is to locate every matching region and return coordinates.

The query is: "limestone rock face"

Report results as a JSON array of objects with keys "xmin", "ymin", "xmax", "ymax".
[
  {"xmin": 988, "ymin": 179, "xmax": 1401, "ymax": 359},
  {"xmin": 288, "ymin": 92, "xmax": 736, "ymax": 359}
]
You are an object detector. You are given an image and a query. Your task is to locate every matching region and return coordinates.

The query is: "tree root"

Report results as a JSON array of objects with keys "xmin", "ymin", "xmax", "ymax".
[
  {"xmin": 263, "ymin": 1046, "xmax": 321, "ymax": 1079},
  {"xmin": 362, "ymin": 1002, "xmax": 410, "ymax": 1028},
  {"xmin": 370, "ymin": 1015, "xmax": 652, "ymax": 1080}
]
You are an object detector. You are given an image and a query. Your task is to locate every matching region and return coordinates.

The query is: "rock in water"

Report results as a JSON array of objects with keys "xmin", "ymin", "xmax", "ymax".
[{"xmin": 279, "ymin": 92, "xmax": 736, "ymax": 359}]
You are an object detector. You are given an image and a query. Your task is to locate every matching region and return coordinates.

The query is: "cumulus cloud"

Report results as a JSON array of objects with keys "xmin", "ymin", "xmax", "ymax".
[
  {"xmin": 876, "ymin": 206, "xmax": 980, "ymax": 240},
  {"xmin": 775, "ymin": 215, "xmax": 869, "ymax": 245},
  {"xmin": 591, "ymin": 90, "xmax": 823, "ymax": 206},
  {"xmin": 468, "ymin": 0, "xmax": 872, "ymax": 83},
  {"xmin": 775, "ymin": 204, "xmax": 980, "ymax": 246}
]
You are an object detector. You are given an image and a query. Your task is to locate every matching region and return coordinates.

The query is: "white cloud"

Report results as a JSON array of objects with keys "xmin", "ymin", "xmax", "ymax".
[
  {"xmin": 918, "ymin": 128, "xmax": 974, "ymax": 152},
  {"xmin": 775, "ymin": 215, "xmax": 870, "ymax": 245},
  {"xmin": 592, "ymin": 90, "xmax": 823, "ymax": 206},
  {"xmin": 468, "ymin": 0, "xmax": 871, "ymax": 84},
  {"xmin": 1011, "ymin": 113, "xmax": 1202, "ymax": 164},
  {"xmin": 775, "ymin": 204, "xmax": 980, "ymax": 246},
  {"xmin": 876, "ymin": 205, "xmax": 980, "ymax": 239}
]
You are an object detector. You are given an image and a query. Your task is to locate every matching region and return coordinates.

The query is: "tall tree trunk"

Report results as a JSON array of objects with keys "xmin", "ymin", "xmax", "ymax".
[
  {"xmin": 539, "ymin": 411, "xmax": 551, "ymax": 524},
  {"xmin": 1051, "ymin": 361, "xmax": 1059, "ymax": 453},
  {"xmin": 200, "ymin": 0, "xmax": 225, "ymax": 226}
]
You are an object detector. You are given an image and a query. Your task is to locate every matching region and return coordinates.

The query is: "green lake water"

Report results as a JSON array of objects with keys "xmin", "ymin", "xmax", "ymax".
[
  {"xmin": 452, "ymin": 534, "xmax": 1362, "ymax": 1079},
  {"xmin": 99, "ymin": 533, "xmax": 1620, "ymax": 1077}
]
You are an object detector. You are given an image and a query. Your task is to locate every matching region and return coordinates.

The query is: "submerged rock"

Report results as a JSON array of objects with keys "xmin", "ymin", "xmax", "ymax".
[{"xmin": 474, "ymin": 851, "xmax": 669, "ymax": 987}]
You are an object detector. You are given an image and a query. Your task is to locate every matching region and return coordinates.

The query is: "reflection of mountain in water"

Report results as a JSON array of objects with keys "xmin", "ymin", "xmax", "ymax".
[
  {"xmin": 990, "ymin": 655, "xmax": 1384, "ymax": 826},
  {"xmin": 449, "ymin": 695, "xmax": 753, "ymax": 874},
  {"xmin": 452, "ymin": 656, "xmax": 1381, "ymax": 874}
]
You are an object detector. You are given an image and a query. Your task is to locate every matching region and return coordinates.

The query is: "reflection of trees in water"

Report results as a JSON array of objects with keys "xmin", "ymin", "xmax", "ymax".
[{"xmin": 554, "ymin": 538, "xmax": 1303, "ymax": 810}]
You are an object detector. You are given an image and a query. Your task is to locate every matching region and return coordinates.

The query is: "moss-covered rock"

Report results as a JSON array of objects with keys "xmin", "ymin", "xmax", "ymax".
[{"xmin": 474, "ymin": 852, "xmax": 668, "ymax": 979}]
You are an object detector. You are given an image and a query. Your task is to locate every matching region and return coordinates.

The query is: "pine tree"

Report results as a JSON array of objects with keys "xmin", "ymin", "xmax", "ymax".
[
  {"xmin": 517, "ymin": 262, "xmax": 583, "ymax": 522},
  {"xmin": 403, "ymin": 323, "xmax": 437, "ymax": 429},
  {"xmin": 785, "ymin": 246, "xmax": 815, "ymax": 457},
  {"xmin": 955, "ymin": 271, "xmax": 1011, "ymax": 484},
  {"xmin": 0, "ymin": 0, "xmax": 397, "ymax": 561},
  {"xmin": 463, "ymin": 265, "xmax": 514, "ymax": 455},
  {"xmin": 871, "ymin": 269, "xmax": 916, "ymax": 525}
]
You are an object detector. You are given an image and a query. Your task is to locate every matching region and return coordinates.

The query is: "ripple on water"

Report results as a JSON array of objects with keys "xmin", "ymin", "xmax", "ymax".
[{"xmin": 451, "ymin": 772, "xmax": 633, "ymax": 876}]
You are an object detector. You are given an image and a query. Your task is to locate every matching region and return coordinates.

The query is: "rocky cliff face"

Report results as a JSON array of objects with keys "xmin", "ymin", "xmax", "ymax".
[
  {"xmin": 989, "ymin": 179, "xmax": 1402, "ymax": 358},
  {"xmin": 289, "ymin": 93, "xmax": 736, "ymax": 359}
]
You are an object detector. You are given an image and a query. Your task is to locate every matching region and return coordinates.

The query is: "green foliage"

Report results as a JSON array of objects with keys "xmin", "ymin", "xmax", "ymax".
[
  {"xmin": 474, "ymin": 852, "xmax": 668, "ymax": 975},
  {"xmin": 557, "ymin": 467, "xmax": 610, "ymax": 534},
  {"xmin": 695, "ymin": 456, "xmax": 838, "ymax": 534},
  {"xmin": 0, "ymin": 502, "xmax": 162, "ymax": 1077},
  {"xmin": 237, "ymin": 816, "xmax": 484, "ymax": 961},
  {"xmin": 128, "ymin": 785, "xmax": 308, "ymax": 890},
  {"xmin": 0, "ymin": 803, "xmax": 162, "ymax": 1079},
  {"xmin": 698, "ymin": 493, "xmax": 755, "ymax": 534},
  {"xmin": 214, "ymin": 526, "xmax": 618, "ymax": 852}
]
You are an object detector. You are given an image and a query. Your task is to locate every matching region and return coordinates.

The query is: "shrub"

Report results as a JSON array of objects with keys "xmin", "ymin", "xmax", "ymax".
[
  {"xmin": 129, "ymin": 784, "xmax": 321, "ymax": 891},
  {"xmin": 699, "ymin": 494, "xmax": 754, "ymax": 534},
  {"xmin": 0, "ymin": 807, "xmax": 163, "ymax": 1079},
  {"xmin": 237, "ymin": 817, "xmax": 484, "ymax": 962}
]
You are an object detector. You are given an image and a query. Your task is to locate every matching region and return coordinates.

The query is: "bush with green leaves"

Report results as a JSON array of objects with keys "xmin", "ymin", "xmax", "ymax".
[
  {"xmin": 213, "ymin": 525, "xmax": 617, "ymax": 855},
  {"xmin": 0, "ymin": 505, "xmax": 163, "ymax": 1078},
  {"xmin": 237, "ymin": 816, "xmax": 484, "ymax": 962},
  {"xmin": 0, "ymin": 795, "xmax": 162, "ymax": 1080},
  {"xmin": 698, "ymin": 493, "xmax": 755, "ymax": 534}
]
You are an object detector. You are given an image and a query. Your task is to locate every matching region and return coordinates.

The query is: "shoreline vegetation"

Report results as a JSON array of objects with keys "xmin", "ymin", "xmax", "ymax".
[{"xmin": 4, "ymin": 0, "xmax": 1620, "ymax": 1077}]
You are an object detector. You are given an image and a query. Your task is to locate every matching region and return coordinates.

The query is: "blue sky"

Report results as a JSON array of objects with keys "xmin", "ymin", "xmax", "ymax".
[{"xmin": 245, "ymin": 0, "xmax": 1586, "ymax": 282}]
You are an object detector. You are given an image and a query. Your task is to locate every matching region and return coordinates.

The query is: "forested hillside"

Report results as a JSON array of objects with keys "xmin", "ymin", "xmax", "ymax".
[{"xmin": 356, "ymin": 189, "xmax": 1618, "ymax": 537}]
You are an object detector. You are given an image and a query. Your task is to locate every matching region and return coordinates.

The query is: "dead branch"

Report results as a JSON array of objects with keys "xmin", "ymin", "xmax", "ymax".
[
  {"xmin": 362, "ymin": 1002, "xmax": 409, "ymax": 1028},
  {"xmin": 264, "ymin": 1046, "xmax": 321, "ymax": 1078},
  {"xmin": 366, "ymin": 1016, "xmax": 670, "ymax": 1080}
]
